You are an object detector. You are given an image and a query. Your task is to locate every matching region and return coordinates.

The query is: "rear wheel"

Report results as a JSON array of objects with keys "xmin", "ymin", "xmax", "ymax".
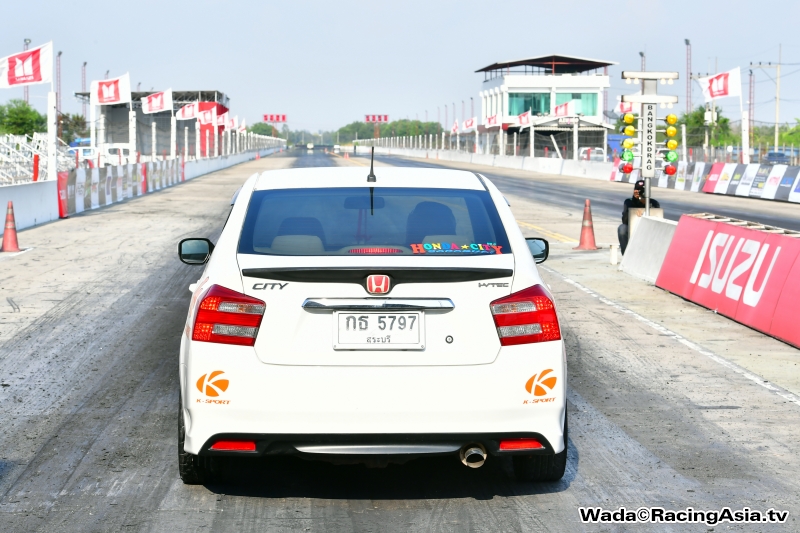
[
  {"xmin": 178, "ymin": 399, "xmax": 213, "ymax": 484},
  {"xmin": 513, "ymin": 411, "xmax": 568, "ymax": 482}
]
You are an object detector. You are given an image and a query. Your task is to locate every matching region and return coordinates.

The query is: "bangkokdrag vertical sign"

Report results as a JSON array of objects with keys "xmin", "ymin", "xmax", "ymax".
[{"xmin": 641, "ymin": 103, "xmax": 656, "ymax": 178}]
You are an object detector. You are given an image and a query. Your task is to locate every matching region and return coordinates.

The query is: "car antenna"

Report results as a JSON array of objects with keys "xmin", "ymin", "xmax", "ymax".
[{"xmin": 367, "ymin": 147, "xmax": 376, "ymax": 182}]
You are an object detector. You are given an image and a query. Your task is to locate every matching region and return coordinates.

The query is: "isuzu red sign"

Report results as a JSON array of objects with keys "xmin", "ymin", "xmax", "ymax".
[
  {"xmin": 656, "ymin": 215, "xmax": 800, "ymax": 348},
  {"xmin": 263, "ymin": 114, "xmax": 286, "ymax": 123},
  {"xmin": 699, "ymin": 67, "xmax": 741, "ymax": 102},
  {"xmin": 365, "ymin": 115, "xmax": 388, "ymax": 123},
  {"xmin": 0, "ymin": 42, "xmax": 52, "ymax": 88}
]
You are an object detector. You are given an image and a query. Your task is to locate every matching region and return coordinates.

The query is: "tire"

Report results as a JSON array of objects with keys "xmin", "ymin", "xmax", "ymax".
[
  {"xmin": 513, "ymin": 411, "xmax": 568, "ymax": 482},
  {"xmin": 178, "ymin": 398, "xmax": 211, "ymax": 484}
]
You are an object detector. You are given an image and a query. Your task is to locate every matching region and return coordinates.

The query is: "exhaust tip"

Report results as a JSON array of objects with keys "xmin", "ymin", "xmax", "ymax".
[{"xmin": 459, "ymin": 443, "xmax": 487, "ymax": 468}]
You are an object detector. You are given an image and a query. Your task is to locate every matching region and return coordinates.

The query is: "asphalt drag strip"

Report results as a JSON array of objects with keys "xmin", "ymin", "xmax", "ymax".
[{"xmin": 0, "ymin": 149, "xmax": 797, "ymax": 532}]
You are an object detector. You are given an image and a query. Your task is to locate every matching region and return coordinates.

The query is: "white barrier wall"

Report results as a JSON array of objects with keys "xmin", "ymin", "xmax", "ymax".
[
  {"xmin": 0, "ymin": 147, "xmax": 281, "ymax": 233},
  {"xmin": 369, "ymin": 147, "xmax": 614, "ymax": 181},
  {"xmin": 619, "ymin": 216, "xmax": 678, "ymax": 284},
  {"xmin": 0, "ymin": 181, "xmax": 60, "ymax": 231}
]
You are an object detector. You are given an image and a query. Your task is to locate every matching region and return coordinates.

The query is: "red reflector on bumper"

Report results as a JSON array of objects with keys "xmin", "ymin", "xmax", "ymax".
[
  {"xmin": 499, "ymin": 438, "xmax": 544, "ymax": 451},
  {"xmin": 210, "ymin": 440, "xmax": 256, "ymax": 452}
]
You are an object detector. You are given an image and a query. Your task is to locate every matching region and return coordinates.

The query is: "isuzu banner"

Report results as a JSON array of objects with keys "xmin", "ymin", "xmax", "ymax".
[
  {"xmin": 142, "ymin": 89, "xmax": 173, "ymax": 114},
  {"xmin": 0, "ymin": 42, "xmax": 53, "ymax": 88},
  {"xmin": 656, "ymin": 215, "xmax": 800, "ymax": 348},
  {"xmin": 90, "ymin": 73, "xmax": 131, "ymax": 106}
]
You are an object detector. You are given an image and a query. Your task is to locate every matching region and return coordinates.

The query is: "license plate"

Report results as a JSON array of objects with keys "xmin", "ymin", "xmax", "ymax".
[{"xmin": 333, "ymin": 312, "xmax": 425, "ymax": 350}]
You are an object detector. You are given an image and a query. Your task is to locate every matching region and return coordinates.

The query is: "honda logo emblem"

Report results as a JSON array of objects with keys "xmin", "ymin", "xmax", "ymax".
[{"xmin": 366, "ymin": 275, "xmax": 391, "ymax": 294}]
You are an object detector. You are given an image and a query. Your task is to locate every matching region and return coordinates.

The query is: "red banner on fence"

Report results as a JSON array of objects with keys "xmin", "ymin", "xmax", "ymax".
[{"xmin": 656, "ymin": 215, "xmax": 800, "ymax": 348}]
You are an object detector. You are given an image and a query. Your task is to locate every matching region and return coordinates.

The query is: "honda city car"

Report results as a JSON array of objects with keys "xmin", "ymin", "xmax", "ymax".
[{"xmin": 177, "ymin": 164, "xmax": 567, "ymax": 483}]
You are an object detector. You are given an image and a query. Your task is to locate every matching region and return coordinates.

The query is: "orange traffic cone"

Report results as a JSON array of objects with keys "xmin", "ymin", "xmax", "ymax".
[
  {"xmin": 1, "ymin": 201, "xmax": 21, "ymax": 253},
  {"xmin": 573, "ymin": 199, "xmax": 598, "ymax": 250},
  {"xmin": 344, "ymin": 152, "xmax": 350, "ymax": 159}
]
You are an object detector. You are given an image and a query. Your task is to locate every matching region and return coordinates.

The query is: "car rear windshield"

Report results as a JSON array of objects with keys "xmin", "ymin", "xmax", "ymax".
[{"xmin": 238, "ymin": 187, "xmax": 510, "ymax": 257}]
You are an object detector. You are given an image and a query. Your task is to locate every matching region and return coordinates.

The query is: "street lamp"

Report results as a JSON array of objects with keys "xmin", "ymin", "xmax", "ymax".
[{"xmin": 639, "ymin": 51, "xmax": 646, "ymax": 71}]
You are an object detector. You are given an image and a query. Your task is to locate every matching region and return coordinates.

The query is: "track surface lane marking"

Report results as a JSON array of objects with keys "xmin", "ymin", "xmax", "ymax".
[{"xmin": 542, "ymin": 265, "xmax": 800, "ymax": 409}]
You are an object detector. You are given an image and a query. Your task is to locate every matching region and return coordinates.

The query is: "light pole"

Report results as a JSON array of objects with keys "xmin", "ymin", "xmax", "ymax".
[
  {"xmin": 82, "ymin": 62, "xmax": 87, "ymax": 119},
  {"xmin": 23, "ymin": 39, "xmax": 31, "ymax": 103},
  {"xmin": 685, "ymin": 39, "xmax": 692, "ymax": 115},
  {"xmin": 105, "ymin": 70, "xmax": 109, "ymax": 79},
  {"xmin": 639, "ymin": 51, "xmax": 646, "ymax": 71}
]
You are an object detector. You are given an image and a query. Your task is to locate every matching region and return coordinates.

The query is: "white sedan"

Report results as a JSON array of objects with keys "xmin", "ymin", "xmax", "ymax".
[{"xmin": 177, "ymin": 164, "xmax": 567, "ymax": 483}]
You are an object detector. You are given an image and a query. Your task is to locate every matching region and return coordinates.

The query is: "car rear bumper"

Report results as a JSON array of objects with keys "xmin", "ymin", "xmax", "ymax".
[{"xmin": 182, "ymin": 341, "xmax": 567, "ymax": 455}]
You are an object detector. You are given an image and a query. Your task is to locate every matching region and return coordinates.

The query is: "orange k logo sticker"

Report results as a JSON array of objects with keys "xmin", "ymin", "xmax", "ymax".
[
  {"xmin": 525, "ymin": 369, "xmax": 557, "ymax": 397},
  {"xmin": 197, "ymin": 371, "xmax": 229, "ymax": 397}
]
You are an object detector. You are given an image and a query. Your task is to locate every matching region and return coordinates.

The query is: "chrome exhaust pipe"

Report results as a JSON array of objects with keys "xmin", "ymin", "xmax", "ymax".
[{"xmin": 459, "ymin": 443, "xmax": 487, "ymax": 468}]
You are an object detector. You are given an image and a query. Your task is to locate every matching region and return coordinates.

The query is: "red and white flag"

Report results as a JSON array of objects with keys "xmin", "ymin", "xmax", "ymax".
[
  {"xmin": 238, "ymin": 118, "xmax": 247, "ymax": 132},
  {"xmin": 554, "ymin": 101, "xmax": 575, "ymax": 117},
  {"xmin": 197, "ymin": 107, "xmax": 217, "ymax": 125},
  {"xmin": 141, "ymin": 89, "xmax": 173, "ymax": 114},
  {"xmin": 176, "ymin": 102, "xmax": 199, "ymax": 120},
  {"xmin": 699, "ymin": 67, "xmax": 741, "ymax": 102},
  {"xmin": 615, "ymin": 94, "xmax": 640, "ymax": 115},
  {"xmin": 516, "ymin": 110, "xmax": 531, "ymax": 127},
  {"xmin": 0, "ymin": 41, "xmax": 53, "ymax": 88},
  {"xmin": 462, "ymin": 117, "xmax": 477, "ymax": 131},
  {"xmin": 227, "ymin": 115, "xmax": 236, "ymax": 130},
  {"xmin": 451, "ymin": 120, "xmax": 459, "ymax": 134},
  {"xmin": 90, "ymin": 73, "xmax": 131, "ymax": 106},
  {"xmin": 217, "ymin": 111, "xmax": 228, "ymax": 128},
  {"xmin": 484, "ymin": 115, "xmax": 499, "ymax": 128}
]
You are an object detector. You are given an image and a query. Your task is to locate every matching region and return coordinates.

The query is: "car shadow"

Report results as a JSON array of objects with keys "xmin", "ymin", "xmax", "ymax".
[{"xmin": 203, "ymin": 438, "xmax": 578, "ymax": 500}]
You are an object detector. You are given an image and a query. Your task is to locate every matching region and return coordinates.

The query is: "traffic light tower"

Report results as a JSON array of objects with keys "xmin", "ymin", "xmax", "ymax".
[{"xmin": 621, "ymin": 71, "xmax": 679, "ymax": 216}]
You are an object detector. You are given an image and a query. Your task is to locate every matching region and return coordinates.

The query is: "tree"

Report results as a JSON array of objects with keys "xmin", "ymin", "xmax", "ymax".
[
  {"xmin": 249, "ymin": 122, "xmax": 277, "ymax": 136},
  {"xmin": 679, "ymin": 105, "xmax": 736, "ymax": 147},
  {"xmin": 0, "ymin": 99, "xmax": 46, "ymax": 136},
  {"xmin": 59, "ymin": 113, "xmax": 88, "ymax": 143}
]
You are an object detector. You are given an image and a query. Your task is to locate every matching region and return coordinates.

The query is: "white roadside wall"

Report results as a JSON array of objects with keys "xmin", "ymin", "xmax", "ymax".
[{"xmin": 1, "ymin": 147, "xmax": 280, "ymax": 232}]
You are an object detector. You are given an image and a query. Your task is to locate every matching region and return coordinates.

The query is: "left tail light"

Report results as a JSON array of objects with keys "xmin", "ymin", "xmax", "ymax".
[
  {"xmin": 192, "ymin": 285, "xmax": 265, "ymax": 346},
  {"xmin": 490, "ymin": 285, "xmax": 561, "ymax": 346}
]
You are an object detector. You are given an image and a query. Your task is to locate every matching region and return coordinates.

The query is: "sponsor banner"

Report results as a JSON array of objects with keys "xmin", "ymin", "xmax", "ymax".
[
  {"xmin": 725, "ymin": 164, "xmax": 747, "ymax": 195},
  {"xmin": 690, "ymin": 162, "xmax": 709, "ymax": 192},
  {"xmin": 656, "ymin": 215, "xmax": 800, "ymax": 348},
  {"xmin": 674, "ymin": 161, "xmax": 690, "ymax": 190},
  {"xmin": 142, "ymin": 89, "xmax": 173, "ymax": 114},
  {"xmin": 176, "ymin": 103, "xmax": 199, "ymax": 120},
  {"xmin": 775, "ymin": 166, "xmax": 800, "ymax": 202},
  {"xmin": 698, "ymin": 67, "xmax": 742, "ymax": 102},
  {"xmin": 90, "ymin": 168, "xmax": 100, "ymax": 209},
  {"xmin": 657, "ymin": 169, "xmax": 668, "ymax": 189},
  {"xmin": 90, "ymin": 73, "xmax": 132, "ymax": 106},
  {"xmin": 103, "ymin": 167, "xmax": 114, "ymax": 206},
  {"xmin": 761, "ymin": 164, "xmax": 787, "ymax": 200},
  {"xmin": 57, "ymin": 171, "xmax": 69, "ymax": 218},
  {"xmin": 789, "ymin": 169, "xmax": 800, "ymax": 203},
  {"xmin": 748, "ymin": 165, "xmax": 771, "ymax": 198},
  {"xmin": 712, "ymin": 163, "xmax": 737, "ymax": 194},
  {"xmin": 701, "ymin": 162, "xmax": 725, "ymax": 193},
  {"xmin": 734, "ymin": 164, "xmax": 760, "ymax": 196},
  {"xmin": 0, "ymin": 42, "xmax": 53, "ymax": 88}
]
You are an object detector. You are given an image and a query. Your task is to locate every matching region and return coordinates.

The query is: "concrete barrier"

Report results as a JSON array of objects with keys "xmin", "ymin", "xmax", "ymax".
[
  {"xmin": 0, "ymin": 147, "xmax": 280, "ymax": 233},
  {"xmin": 0, "ymin": 181, "xmax": 59, "ymax": 231},
  {"xmin": 620, "ymin": 216, "xmax": 678, "ymax": 284}
]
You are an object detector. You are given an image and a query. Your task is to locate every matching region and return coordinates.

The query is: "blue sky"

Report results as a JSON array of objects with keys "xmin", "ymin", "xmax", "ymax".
[{"xmin": 3, "ymin": 0, "xmax": 799, "ymax": 133}]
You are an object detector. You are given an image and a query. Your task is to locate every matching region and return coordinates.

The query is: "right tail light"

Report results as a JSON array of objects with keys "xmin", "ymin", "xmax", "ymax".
[
  {"xmin": 192, "ymin": 285, "xmax": 265, "ymax": 346},
  {"xmin": 490, "ymin": 285, "xmax": 561, "ymax": 346}
]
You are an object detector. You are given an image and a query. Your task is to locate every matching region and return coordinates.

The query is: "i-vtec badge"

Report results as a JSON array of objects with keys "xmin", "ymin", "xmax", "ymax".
[
  {"xmin": 366, "ymin": 275, "xmax": 391, "ymax": 294},
  {"xmin": 479, "ymin": 282, "xmax": 509, "ymax": 288},
  {"xmin": 252, "ymin": 283, "xmax": 288, "ymax": 290}
]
